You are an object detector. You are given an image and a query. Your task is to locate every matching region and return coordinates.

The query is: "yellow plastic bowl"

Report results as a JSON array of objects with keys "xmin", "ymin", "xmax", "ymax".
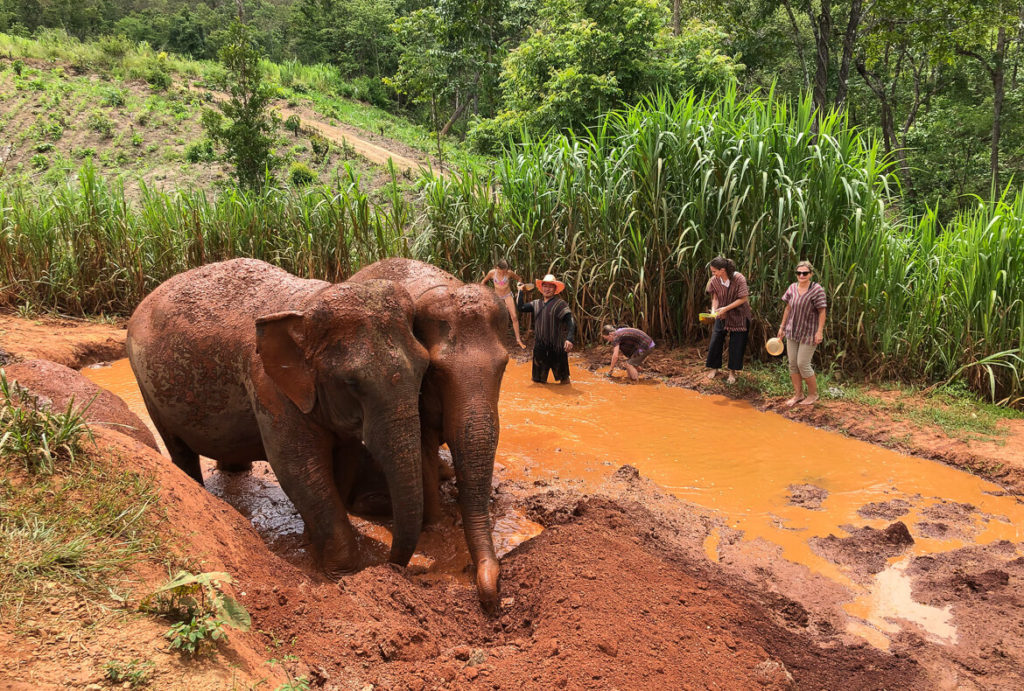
[
  {"xmin": 698, "ymin": 312, "xmax": 717, "ymax": 324},
  {"xmin": 765, "ymin": 337, "xmax": 784, "ymax": 356}
]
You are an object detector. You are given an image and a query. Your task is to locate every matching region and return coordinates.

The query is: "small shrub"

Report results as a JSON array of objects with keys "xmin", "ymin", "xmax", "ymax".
[
  {"xmin": 13, "ymin": 60, "xmax": 24, "ymax": 76},
  {"xmin": 142, "ymin": 571, "xmax": 251, "ymax": 657},
  {"xmin": 34, "ymin": 143, "xmax": 53, "ymax": 153},
  {"xmin": 74, "ymin": 147, "xmax": 97, "ymax": 159},
  {"xmin": 30, "ymin": 154, "xmax": 48, "ymax": 170},
  {"xmin": 289, "ymin": 162, "xmax": 317, "ymax": 186},
  {"xmin": 284, "ymin": 114, "xmax": 301, "ymax": 136},
  {"xmin": 309, "ymin": 134, "xmax": 329, "ymax": 162},
  {"xmin": 104, "ymin": 659, "xmax": 153, "ymax": 688},
  {"xmin": 87, "ymin": 110, "xmax": 115, "ymax": 139},
  {"xmin": 28, "ymin": 78, "xmax": 45, "ymax": 91},
  {"xmin": 185, "ymin": 140, "xmax": 216, "ymax": 163},
  {"xmin": 102, "ymin": 88, "xmax": 127, "ymax": 108},
  {"xmin": 98, "ymin": 34, "xmax": 132, "ymax": 59},
  {"xmin": 131, "ymin": 132, "xmax": 144, "ymax": 147},
  {"xmin": 147, "ymin": 68, "xmax": 172, "ymax": 91}
]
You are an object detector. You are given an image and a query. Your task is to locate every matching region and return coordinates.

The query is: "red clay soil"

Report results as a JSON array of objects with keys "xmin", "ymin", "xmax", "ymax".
[
  {"xmin": 0, "ymin": 314, "xmax": 125, "ymax": 369},
  {"xmin": 3, "ymin": 358, "xmax": 158, "ymax": 449}
]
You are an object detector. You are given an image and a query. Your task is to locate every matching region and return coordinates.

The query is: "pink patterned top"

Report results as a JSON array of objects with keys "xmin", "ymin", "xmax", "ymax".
[{"xmin": 782, "ymin": 282, "xmax": 827, "ymax": 344}]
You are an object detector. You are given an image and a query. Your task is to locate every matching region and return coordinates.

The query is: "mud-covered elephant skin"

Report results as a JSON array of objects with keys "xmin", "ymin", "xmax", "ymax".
[
  {"xmin": 126, "ymin": 258, "xmax": 430, "ymax": 575},
  {"xmin": 351, "ymin": 258, "xmax": 509, "ymax": 612}
]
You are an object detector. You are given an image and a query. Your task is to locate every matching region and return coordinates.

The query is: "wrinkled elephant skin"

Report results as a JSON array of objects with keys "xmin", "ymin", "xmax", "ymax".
[
  {"xmin": 126, "ymin": 258, "xmax": 429, "ymax": 576},
  {"xmin": 351, "ymin": 258, "xmax": 509, "ymax": 612}
]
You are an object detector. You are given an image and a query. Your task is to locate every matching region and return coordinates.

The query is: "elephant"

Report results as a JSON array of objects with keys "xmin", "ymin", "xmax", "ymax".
[
  {"xmin": 350, "ymin": 258, "xmax": 509, "ymax": 612},
  {"xmin": 126, "ymin": 258, "xmax": 430, "ymax": 576}
]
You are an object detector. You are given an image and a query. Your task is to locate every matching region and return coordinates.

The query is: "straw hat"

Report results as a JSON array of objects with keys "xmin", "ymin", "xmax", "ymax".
[
  {"xmin": 535, "ymin": 273, "xmax": 565, "ymax": 294},
  {"xmin": 765, "ymin": 337, "xmax": 784, "ymax": 356}
]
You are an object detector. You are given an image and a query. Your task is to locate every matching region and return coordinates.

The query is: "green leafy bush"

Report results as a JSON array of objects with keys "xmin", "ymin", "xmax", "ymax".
[
  {"xmin": 284, "ymin": 114, "xmax": 302, "ymax": 136},
  {"xmin": 30, "ymin": 154, "xmax": 49, "ymax": 170},
  {"xmin": 142, "ymin": 571, "xmax": 251, "ymax": 657},
  {"xmin": 185, "ymin": 140, "xmax": 216, "ymax": 163},
  {"xmin": 309, "ymin": 134, "xmax": 329, "ymax": 162},
  {"xmin": 87, "ymin": 110, "xmax": 115, "ymax": 138},
  {"xmin": 12, "ymin": 59, "xmax": 24, "ymax": 76},
  {"xmin": 288, "ymin": 162, "xmax": 317, "ymax": 186},
  {"xmin": 102, "ymin": 88, "xmax": 127, "ymax": 108}
]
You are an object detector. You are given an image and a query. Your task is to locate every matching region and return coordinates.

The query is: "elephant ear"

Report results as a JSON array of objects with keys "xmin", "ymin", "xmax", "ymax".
[{"xmin": 255, "ymin": 311, "xmax": 317, "ymax": 414}]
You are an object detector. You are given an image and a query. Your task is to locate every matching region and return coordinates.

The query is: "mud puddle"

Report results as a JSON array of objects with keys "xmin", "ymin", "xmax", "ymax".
[{"xmin": 85, "ymin": 358, "xmax": 1023, "ymax": 649}]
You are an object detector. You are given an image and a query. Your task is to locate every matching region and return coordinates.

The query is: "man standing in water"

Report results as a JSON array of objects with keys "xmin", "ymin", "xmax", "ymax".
[
  {"xmin": 517, "ymin": 273, "xmax": 576, "ymax": 384},
  {"xmin": 602, "ymin": 324, "xmax": 655, "ymax": 382}
]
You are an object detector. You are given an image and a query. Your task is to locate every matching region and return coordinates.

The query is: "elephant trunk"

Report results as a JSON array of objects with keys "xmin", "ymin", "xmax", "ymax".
[
  {"xmin": 364, "ymin": 408, "xmax": 424, "ymax": 566},
  {"xmin": 448, "ymin": 406, "xmax": 501, "ymax": 613}
]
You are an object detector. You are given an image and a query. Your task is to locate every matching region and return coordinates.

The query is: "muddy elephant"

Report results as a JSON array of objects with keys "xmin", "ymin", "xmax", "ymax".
[
  {"xmin": 126, "ymin": 258, "xmax": 430, "ymax": 575},
  {"xmin": 350, "ymin": 258, "xmax": 509, "ymax": 612}
]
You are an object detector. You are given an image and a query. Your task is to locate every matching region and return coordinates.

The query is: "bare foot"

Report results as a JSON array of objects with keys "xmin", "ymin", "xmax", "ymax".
[
  {"xmin": 517, "ymin": 340, "xmax": 527, "ymax": 349},
  {"xmin": 706, "ymin": 370, "xmax": 718, "ymax": 380},
  {"xmin": 784, "ymin": 396, "xmax": 803, "ymax": 407},
  {"xmin": 726, "ymin": 374, "xmax": 736, "ymax": 384},
  {"xmin": 799, "ymin": 395, "xmax": 819, "ymax": 406}
]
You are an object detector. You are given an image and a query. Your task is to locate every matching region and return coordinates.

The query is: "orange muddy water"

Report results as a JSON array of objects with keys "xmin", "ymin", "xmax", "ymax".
[{"xmin": 85, "ymin": 358, "xmax": 1023, "ymax": 648}]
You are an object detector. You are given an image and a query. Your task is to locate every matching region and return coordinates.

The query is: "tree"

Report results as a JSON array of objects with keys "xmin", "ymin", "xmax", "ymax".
[{"xmin": 203, "ymin": 22, "xmax": 280, "ymax": 191}]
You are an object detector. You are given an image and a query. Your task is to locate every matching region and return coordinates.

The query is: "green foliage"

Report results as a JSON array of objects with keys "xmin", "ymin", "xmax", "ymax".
[
  {"xmin": 12, "ymin": 59, "xmax": 23, "ymax": 76},
  {"xmin": 205, "ymin": 22, "xmax": 280, "ymax": 191},
  {"xmin": 0, "ymin": 373, "xmax": 92, "ymax": 475},
  {"xmin": 184, "ymin": 139, "xmax": 216, "ymax": 163},
  {"xmin": 468, "ymin": 0, "xmax": 741, "ymax": 149},
  {"xmin": 309, "ymin": 134, "xmax": 330, "ymax": 162},
  {"xmin": 284, "ymin": 114, "xmax": 302, "ymax": 136},
  {"xmin": 142, "ymin": 570, "xmax": 251, "ymax": 656},
  {"xmin": 101, "ymin": 87, "xmax": 127, "ymax": 107},
  {"xmin": 86, "ymin": 109, "xmax": 114, "ymax": 138},
  {"xmin": 104, "ymin": 658, "xmax": 153, "ymax": 688},
  {"xmin": 30, "ymin": 154, "xmax": 48, "ymax": 170},
  {"xmin": 288, "ymin": 162, "xmax": 317, "ymax": 186}
]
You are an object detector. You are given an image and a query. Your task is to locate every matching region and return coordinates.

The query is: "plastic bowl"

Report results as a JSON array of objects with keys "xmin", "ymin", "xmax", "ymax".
[{"xmin": 765, "ymin": 337, "xmax": 784, "ymax": 356}]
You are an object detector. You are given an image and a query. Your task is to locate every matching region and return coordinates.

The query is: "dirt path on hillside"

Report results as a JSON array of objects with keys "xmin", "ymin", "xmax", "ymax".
[{"xmin": 194, "ymin": 86, "xmax": 437, "ymax": 177}]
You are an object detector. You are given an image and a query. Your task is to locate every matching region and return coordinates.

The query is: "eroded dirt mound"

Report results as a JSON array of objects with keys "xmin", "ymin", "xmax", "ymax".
[
  {"xmin": 3, "ymin": 358, "xmax": 157, "ymax": 449},
  {"xmin": 811, "ymin": 522, "xmax": 915, "ymax": 576},
  {"xmin": 0, "ymin": 314, "xmax": 125, "ymax": 368}
]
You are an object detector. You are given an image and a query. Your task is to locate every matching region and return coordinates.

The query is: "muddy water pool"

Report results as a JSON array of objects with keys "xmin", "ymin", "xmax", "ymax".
[{"xmin": 85, "ymin": 358, "xmax": 1023, "ymax": 648}]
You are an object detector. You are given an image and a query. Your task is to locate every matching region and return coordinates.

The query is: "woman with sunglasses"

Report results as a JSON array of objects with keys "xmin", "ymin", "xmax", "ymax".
[
  {"xmin": 705, "ymin": 256, "xmax": 752, "ymax": 383},
  {"xmin": 777, "ymin": 260, "xmax": 828, "ymax": 406}
]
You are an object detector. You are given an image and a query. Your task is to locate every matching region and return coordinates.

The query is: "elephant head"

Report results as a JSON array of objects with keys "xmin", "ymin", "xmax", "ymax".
[
  {"xmin": 414, "ymin": 282, "xmax": 510, "ymax": 610},
  {"xmin": 255, "ymin": 280, "xmax": 430, "ymax": 567}
]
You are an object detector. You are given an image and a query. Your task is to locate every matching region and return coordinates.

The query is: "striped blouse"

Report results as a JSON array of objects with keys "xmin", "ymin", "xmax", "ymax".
[
  {"xmin": 782, "ymin": 282, "xmax": 827, "ymax": 344},
  {"xmin": 706, "ymin": 272, "xmax": 752, "ymax": 332}
]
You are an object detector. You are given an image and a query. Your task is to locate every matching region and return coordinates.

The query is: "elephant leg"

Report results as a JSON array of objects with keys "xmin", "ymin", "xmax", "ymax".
[
  {"xmin": 421, "ymin": 427, "xmax": 444, "ymax": 525},
  {"xmin": 164, "ymin": 433, "xmax": 203, "ymax": 485},
  {"xmin": 257, "ymin": 412, "xmax": 359, "ymax": 576},
  {"xmin": 343, "ymin": 443, "xmax": 393, "ymax": 517}
]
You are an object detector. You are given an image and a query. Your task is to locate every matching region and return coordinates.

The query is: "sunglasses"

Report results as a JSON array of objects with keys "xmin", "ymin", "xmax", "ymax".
[{"xmin": 795, "ymin": 270, "xmax": 812, "ymax": 276}]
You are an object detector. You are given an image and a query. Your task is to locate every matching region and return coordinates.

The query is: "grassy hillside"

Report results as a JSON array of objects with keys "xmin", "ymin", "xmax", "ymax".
[{"xmin": 0, "ymin": 30, "xmax": 481, "ymax": 199}]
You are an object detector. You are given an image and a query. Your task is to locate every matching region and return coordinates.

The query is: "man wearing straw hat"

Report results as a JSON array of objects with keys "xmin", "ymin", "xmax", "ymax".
[{"xmin": 517, "ymin": 273, "xmax": 577, "ymax": 384}]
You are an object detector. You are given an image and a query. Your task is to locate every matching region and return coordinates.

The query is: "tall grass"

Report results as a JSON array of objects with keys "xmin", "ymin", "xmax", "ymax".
[
  {"xmin": 414, "ymin": 89, "xmax": 1024, "ymax": 405},
  {"xmin": 0, "ymin": 162, "xmax": 409, "ymax": 313}
]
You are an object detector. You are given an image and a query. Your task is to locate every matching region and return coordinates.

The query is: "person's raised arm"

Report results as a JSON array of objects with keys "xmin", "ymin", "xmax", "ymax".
[{"xmin": 480, "ymin": 269, "xmax": 494, "ymax": 285}]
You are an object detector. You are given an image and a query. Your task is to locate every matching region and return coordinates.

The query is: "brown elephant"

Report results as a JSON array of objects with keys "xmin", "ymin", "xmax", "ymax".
[
  {"xmin": 350, "ymin": 258, "xmax": 509, "ymax": 612},
  {"xmin": 126, "ymin": 258, "xmax": 430, "ymax": 576}
]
